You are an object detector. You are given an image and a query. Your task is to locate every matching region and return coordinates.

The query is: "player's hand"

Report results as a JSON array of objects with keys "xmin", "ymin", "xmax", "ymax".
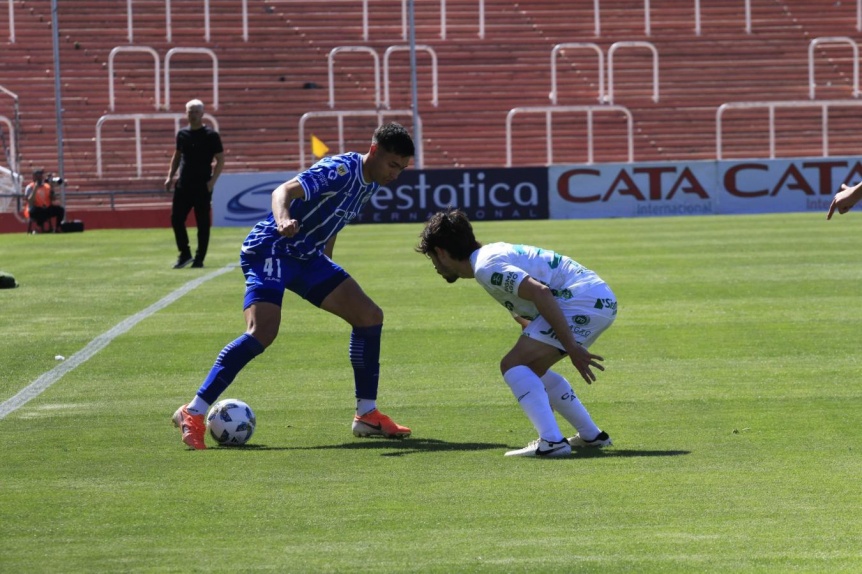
[
  {"xmin": 277, "ymin": 218, "xmax": 300, "ymax": 237},
  {"xmin": 569, "ymin": 344, "xmax": 605, "ymax": 384},
  {"xmin": 827, "ymin": 183, "xmax": 860, "ymax": 220}
]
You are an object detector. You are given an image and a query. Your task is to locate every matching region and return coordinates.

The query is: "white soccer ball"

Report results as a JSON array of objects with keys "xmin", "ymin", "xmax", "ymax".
[{"xmin": 206, "ymin": 399, "xmax": 256, "ymax": 446}]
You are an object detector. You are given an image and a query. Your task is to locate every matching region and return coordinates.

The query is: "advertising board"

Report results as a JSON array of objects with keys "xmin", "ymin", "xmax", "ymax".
[
  {"xmin": 548, "ymin": 157, "xmax": 862, "ymax": 219},
  {"xmin": 214, "ymin": 167, "xmax": 548, "ymax": 226}
]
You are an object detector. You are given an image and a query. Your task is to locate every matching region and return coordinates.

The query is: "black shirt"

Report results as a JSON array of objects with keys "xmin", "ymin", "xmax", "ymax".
[{"xmin": 176, "ymin": 126, "xmax": 223, "ymax": 186}]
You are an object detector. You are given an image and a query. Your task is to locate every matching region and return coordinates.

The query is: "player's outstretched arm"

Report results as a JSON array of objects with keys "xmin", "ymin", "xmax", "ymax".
[{"xmin": 827, "ymin": 182, "xmax": 862, "ymax": 220}]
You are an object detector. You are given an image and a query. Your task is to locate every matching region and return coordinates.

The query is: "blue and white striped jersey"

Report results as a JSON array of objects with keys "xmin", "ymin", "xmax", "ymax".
[{"xmin": 241, "ymin": 152, "xmax": 376, "ymax": 260}]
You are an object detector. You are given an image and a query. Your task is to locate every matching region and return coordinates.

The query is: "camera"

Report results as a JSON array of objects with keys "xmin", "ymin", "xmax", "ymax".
[{"xmin": 47, "ymin": 174, "xmax": 64, "ymax": 185}]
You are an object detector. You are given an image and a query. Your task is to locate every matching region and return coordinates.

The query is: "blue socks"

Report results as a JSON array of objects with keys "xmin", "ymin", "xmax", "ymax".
[
  {"xmin": 193, "ymin": 326, "xmax": 380, "ymax": 409},
  {"xmin": 196, "ymin": 333, "xmax": 265, "ymax": 405},
  {"xmin": 349, "ymin": 324, "xmax": 382, "ymax": 400}
]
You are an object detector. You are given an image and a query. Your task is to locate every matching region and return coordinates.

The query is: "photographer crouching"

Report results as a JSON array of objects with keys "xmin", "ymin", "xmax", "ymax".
[{"xmin": 24, "ymin": 168, "xmax": 65, "ymax": 233}]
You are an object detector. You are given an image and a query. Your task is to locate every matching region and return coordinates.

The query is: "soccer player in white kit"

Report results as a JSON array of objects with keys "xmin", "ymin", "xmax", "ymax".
[{"xmin": 417, "ymin": 209, "xmax": 617, "ymax": 457}]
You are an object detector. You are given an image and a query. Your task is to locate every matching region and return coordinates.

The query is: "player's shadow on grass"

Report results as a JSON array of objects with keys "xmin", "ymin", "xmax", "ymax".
[
  {"xmin": 203, "ymin": 439, "xmax": 506, "ymax": 456},
  {"xmin": 207, "ymin": 442, "xmax": 691, "ymax": 458},
  {"xmin": 320, "ymin": 437, "xmax": 510, "ymax": 457},
  {"xmin": 570, "ymin": 448, "xmax": 691, "ymax": 459},
  {"xmin": 247, "ymin": 437, "xmax": 508, "ymax": 457}
]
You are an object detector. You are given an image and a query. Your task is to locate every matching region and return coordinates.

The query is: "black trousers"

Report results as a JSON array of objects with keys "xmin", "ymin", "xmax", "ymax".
[
  {"xmin": 30, "ymin": 205, "xmax": 65, "ymax": 230},
  {"xmin": 171, "ymin": 182, "xmax": 211, "ymax": 263}
]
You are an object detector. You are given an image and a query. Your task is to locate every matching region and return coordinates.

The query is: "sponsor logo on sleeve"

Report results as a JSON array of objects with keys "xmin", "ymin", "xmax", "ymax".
[
  {"xmin": 491, "ymin": 272, "xmax": 503, "ymax": 286},
  {"xmin": 311, "ymin": 173, "xmax": 327, "ymax": 191},
  {"xmin": 551, "ymin": 287, "xmax": 573, "ymax": 300},
  {"xmin": 503, "ymin": 272, "xmax": 517, "ymax": 294}
]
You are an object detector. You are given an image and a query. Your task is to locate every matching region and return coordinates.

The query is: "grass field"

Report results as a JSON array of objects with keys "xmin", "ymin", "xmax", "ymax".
[{"xmin": 2, "ymin": 213, "xmax": 861, "ymax": 573}]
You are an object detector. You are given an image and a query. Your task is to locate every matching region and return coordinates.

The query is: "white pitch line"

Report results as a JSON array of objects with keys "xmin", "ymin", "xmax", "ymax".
[{"xmin": 0, "ymin": 264, "xmax": 238, "ymax": 420}]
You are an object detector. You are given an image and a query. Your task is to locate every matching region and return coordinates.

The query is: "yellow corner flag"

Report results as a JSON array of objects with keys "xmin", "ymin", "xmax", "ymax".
[{"xmin": 311, "ymin": 134, "xmax": 330, "ymax": 158}]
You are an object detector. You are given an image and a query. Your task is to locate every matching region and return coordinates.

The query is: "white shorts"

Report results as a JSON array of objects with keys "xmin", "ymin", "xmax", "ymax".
[{"xmin": 522, "ymin": 283, "xmax": 617, "ymax": 351}]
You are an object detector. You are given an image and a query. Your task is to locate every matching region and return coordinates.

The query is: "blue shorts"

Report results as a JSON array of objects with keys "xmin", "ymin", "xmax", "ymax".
[{"xmin": 241, "ymin": 250, "xmax": 350, "ymax": 310}]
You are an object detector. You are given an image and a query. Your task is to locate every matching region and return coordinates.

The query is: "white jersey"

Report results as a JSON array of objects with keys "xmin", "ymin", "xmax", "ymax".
[{"xmin": 470, "ymin": 242, "xmax": 606, "ymax": 321}]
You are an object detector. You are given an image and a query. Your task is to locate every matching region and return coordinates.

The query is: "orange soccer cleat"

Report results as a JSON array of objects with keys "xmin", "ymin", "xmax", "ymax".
[
  {"xmin": 172, "ymin": 404, "xmax": 207, "ymax": 450},
  {"xmin": 352, "ymin": 409, "xmax": 411, "ymax": 438}
]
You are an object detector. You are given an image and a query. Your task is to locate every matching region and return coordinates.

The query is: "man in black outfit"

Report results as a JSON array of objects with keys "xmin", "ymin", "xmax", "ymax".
[{"xmin": 164, "ymin": 99, "xmax": 225, "ymax": 268}]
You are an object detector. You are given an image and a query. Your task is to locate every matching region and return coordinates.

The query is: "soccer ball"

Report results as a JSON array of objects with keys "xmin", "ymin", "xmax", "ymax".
[{"xmin": 206, "ymin": 399, "xmax": 256, "ymax": 446}]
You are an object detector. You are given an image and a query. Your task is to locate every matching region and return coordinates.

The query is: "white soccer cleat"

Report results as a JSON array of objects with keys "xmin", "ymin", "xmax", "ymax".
[
  {"xmin": 504, "ymin": 437, "xmax": 572, "ymax": 457},
  {"xmin": 567, "ymin": 430, "xmax": 613, "ymax": 448}
]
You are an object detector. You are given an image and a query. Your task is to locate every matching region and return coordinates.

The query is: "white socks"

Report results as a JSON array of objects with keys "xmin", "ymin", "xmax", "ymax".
[
  {"xmin": 541, "ymin": 370, "xmax": 601, "ymax": 440},
  {"xmin": 502, "ymin": 366, "xmax": 564, "ymax": 442},
  {"xmin": 356, "ymin": 398, "xmax": 377, "ymax": 416},
  {"xmin": 187, "ymin": 396, "xmax": 210, "ymax": 415}
]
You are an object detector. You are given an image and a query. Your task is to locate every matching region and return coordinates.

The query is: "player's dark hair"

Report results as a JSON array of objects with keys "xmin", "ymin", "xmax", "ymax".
[
  {"xmin": 416, "ymin": 208, "xmax": 482, "ymax": 261},
  {"xmin": 373, "ymin": 122, "xmax": 415, "ymax": 158}
]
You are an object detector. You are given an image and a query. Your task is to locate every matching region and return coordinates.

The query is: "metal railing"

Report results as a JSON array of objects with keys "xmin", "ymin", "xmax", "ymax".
[
  {"xmin": 0, "ymin": 167, "xmax": 23, "ymax": 217},
  {"xmin": 608, "ymin": 41, "xmax": 659, "ymax": 104},
  {"xmin": 400, "ymin": 0, "xmax": 485, "ymax": 40},
  {"xmin": 0, "ymin": 190, "xmax": 171, "ymax": 217},
  {"xmin": 6, "ymin": 0, "xmax": 14, "ymax": 42},
  {"xmin": 809, "ymin": 37, "xmax": 860, "ymax": 99},
  {"xmin": 109, "ymin": 46, "xmax": 220, "ymax": 112},
  {"xmin": 592, "ymin": 0, "xmax": 655, "ymax": 36},
  {"xmin": 95, "ymin": 112, "xmax": 219, "ymax": 177},
  {"xmin": 126, "ymin": 0, "xmax": 249, "ymax": 43},
  {"xmin": 108, "ymin": 46, "xmax": 160, "ymax": 111},
  {"xmin": 592, "ymin": 0, "xmax": 755, "ymax": 36},
  {"xmin": 298, "ymin": 109, "xmax": 423, "ymax": 170},
  {"xmin": 0, "ymin": 114, "xmax": 17, "ymax": 171},
  {"xmin": 164, "ymin": 47, "xmax": 219, "ymax": 110},
  {"xmin": 505, "ymin": 105, "xmax": 634, "ymax": 167},
  {"xmin": 63, "ymin": 189, "xmax": 171, "ymax": 209},
  {"xmin": 715, "ymin": 99, "xmax": 862, "ymax": 159},
  {"xmin": 328, "ymin": 46, "xmax": 381, "ymax": 109},
  {"xmin": 549, "ymin": 41, "xmax": 658, "ymax": 105},
  {"xmin": 383, "ymin": 45, "xmax": 439, "ymax": 108},
  {"xmin": 329, "ymin": 45, "xmax": 439, "ymax": 110},
  {"xmin": 0, "ymin": 84, "xmax": 21, "ymax": 177},
  {"xmin": 0, "ymin": 190, "xmax": 23, "ymax": 218},
  {"xmin": 550, "ymin": 43, "xmax": 604, "ymax": 104}
]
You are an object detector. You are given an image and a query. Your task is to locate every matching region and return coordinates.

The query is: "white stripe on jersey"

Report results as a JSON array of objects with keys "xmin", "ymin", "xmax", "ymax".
[{"xmin": 241, "ymin": 152, "xmax": 376, "ymax": 260}]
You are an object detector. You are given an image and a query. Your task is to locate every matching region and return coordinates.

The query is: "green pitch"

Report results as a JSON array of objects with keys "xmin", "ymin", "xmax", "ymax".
[{"xmin": 1, "ymin": 213, "xmax": 861, "ymax": 573}]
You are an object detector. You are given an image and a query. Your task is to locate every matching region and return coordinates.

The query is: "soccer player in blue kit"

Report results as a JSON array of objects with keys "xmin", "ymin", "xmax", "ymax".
[
  {"xmin": 173, "ymin": 123, "xmax": 415, "ymax": 449},
  {"xmin": 417, "ymin": 209, "xmax": 615, "ymax": 457}
]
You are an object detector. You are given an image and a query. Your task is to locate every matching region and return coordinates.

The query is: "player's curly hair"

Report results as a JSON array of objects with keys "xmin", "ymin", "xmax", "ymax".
[
  {"xmin": 416, "ymin": 208, "xmax": 482, "ymax": 261},
  {"xmin": 373, "ymin": 122, "xmax": 415, "ymax": 157}
]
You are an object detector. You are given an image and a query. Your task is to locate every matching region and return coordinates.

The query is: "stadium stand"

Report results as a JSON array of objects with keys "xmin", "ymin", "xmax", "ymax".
[{"xmin": 1, "ymin": 0, "xmax": 861, "ymax": 214}]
